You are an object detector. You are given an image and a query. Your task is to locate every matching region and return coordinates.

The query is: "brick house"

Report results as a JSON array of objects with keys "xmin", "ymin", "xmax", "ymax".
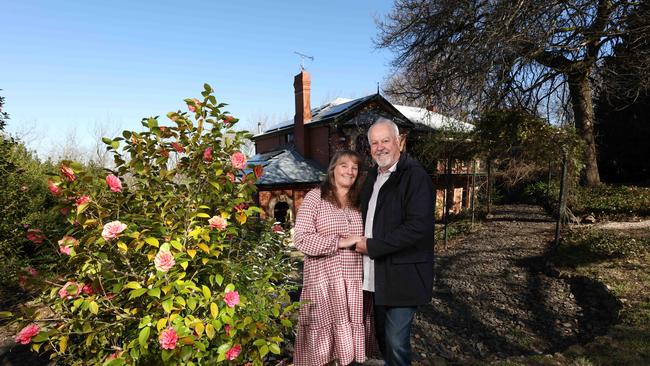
[{"xmin": 251, "ymin": 70, "xmax": 479, "ymax": 226}]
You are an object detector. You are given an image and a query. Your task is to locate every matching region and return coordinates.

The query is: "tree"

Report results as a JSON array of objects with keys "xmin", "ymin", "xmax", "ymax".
[
  {"xmin": 376, "ymin": 0, "xmax": 650, "ymax": 187},
  {"xmin": 595, "ymin": 1, "xmax": 650, "ymax": 183}
]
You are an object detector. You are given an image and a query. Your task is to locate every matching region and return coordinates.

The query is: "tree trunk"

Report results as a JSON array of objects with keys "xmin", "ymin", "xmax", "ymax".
[{"xmin": 568, "ymin": 74, "xmax": 601, "ymax": 187}]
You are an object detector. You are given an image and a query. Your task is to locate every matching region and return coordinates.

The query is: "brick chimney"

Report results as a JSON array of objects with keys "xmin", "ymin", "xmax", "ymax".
[{"xmin": 293, "ymin": 70, "xmax": 311, "ymax": 157}]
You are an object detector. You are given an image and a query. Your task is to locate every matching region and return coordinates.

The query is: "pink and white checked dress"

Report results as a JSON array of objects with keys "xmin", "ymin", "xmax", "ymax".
[{"xmin": 293, "ymin": 188, "xmax": 370, "ymax": 366}]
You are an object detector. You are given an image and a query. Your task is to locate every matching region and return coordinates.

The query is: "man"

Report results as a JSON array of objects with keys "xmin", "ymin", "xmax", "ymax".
[{"xmin": 355, "ymin": 118, "xmax": 435, "ymax": 366}]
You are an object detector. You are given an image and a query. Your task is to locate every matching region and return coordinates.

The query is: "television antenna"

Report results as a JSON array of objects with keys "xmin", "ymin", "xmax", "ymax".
[{"xmin": 294, "ymin": 51, "xmax": 314, "ymax": 70}]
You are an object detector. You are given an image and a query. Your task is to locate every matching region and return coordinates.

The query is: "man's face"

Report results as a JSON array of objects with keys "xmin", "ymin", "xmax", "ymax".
[{"xmin": 369, "ymin": 123, "xmax": 400, "ymax": 171}]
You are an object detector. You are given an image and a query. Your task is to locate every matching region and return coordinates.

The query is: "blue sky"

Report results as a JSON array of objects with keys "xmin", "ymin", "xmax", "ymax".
[{"xmin": 1, "ymin": 0, "xmax": 395, "ymax": 158}]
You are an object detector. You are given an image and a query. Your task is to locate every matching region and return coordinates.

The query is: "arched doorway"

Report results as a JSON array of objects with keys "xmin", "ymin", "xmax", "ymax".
[{"xmin": 273, "ymin": 201, "xmax": 291, "ymax": 227}]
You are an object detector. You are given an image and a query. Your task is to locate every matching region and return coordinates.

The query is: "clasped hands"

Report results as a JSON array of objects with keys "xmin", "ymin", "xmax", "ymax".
[{"xmin": 338, "ymin": 235, "xmax": 368, "ymax": 254}]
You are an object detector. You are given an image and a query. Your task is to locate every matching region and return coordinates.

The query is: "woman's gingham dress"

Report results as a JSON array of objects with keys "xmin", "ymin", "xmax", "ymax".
[{"xmin": 293, "ymin": 188, "xmax": 370, "ymax": 366}]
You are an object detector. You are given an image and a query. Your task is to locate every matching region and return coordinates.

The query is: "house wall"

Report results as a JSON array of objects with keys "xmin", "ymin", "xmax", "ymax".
[
  {"xmin": 255, "ymin": 133, "xmax": 286, "ymax": 154},
  {"xmin": 306, "ymin": 126, "xmax": 330, "ymax": 167}
]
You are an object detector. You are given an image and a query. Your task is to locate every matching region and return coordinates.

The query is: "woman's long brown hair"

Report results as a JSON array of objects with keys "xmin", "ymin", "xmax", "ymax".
[{"xmin": 320, "ymin": 150, "xmax": 362, "ymax": 210}]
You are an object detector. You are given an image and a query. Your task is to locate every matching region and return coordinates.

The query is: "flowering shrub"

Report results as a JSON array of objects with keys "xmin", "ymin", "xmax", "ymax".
[{"xmin": 14, "ymin": 84, "xmax": 299, "ymax": 365}]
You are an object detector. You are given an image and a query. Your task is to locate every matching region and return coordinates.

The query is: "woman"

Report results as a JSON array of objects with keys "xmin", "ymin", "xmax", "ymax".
[{"xmin": 293, "ymin": 150, "xmax": 370, "ymax": 366}]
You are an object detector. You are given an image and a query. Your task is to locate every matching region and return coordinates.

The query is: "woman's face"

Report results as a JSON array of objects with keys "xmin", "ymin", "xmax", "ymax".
[{"xmin": 333, "ymin": 155, "xmax": 359, "ymax": 190}]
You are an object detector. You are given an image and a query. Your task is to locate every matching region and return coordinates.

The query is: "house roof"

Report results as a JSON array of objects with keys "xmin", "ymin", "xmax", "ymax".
[
  {"xmin": 255, "ymin": 93, "xmax": 472, "ymax": 137},
  {"xmin": 247, "ymin": 147, "xmax": 325, "ymax": 186}
]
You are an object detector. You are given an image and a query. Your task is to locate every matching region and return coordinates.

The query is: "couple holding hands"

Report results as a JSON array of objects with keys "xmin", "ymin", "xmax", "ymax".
[{"xmin": 293, "ymin": 118, "xmax": 435, "ymax": 366}]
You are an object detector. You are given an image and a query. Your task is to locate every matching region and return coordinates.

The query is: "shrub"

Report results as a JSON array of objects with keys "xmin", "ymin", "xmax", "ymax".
[
  {"xmin": 570, "ymin": 185, "xmax": 650, "ymax": 218},
  {"xmin": 13, "ymin": 85, "xmax": 299, "ymax": 365},
  {"xmin": 0, "ymin": 100, "xmax": 66, "ymax": 295}
]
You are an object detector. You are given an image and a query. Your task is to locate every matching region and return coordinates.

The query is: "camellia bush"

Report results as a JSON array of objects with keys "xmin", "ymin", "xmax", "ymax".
[{"xmin": 13, "ymin": 84, "xmax": 299, "ymax": 365}]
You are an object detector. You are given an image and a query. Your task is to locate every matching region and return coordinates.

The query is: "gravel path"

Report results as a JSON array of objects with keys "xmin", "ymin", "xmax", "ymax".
[{"xmin": 411, "ymin": 204, "xmax": 618, "ymax": 365}]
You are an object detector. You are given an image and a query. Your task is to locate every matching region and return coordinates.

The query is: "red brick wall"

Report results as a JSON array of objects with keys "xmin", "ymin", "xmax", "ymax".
[
  {"xmin": 255, "ymin": 134, "xmax": 284, "ymax": 154},
  {"xmin": 307, "ymin": 126, "xmax": 330, "ymax": 167}
]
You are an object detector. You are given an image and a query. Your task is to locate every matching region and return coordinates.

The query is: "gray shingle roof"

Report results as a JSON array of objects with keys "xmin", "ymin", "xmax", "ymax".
[{"xmin": 247, "ymin": 148, "xmax": 325, "ymax": 186}]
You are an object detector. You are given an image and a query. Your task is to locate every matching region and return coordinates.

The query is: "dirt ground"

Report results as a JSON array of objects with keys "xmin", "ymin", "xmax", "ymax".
[{"xmin": 410, "ymin": 205, "xmax": 620, "ymax": 365}]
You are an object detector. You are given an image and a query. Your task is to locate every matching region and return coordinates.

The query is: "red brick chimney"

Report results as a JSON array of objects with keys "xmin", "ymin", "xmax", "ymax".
[{"xmin": 293, "ymin": 70, "xmax": 311, "ymax": 157}]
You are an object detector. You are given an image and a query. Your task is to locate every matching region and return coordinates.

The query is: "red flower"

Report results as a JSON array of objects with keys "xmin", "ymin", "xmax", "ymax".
[
  {"xmin": 76, "ymin": 195, "xmax": 91, "ymax": 206},
  {"xmin": 253, "ymin": 165, "xmax": 263, "ymax": 179},
  {"xmin": 224, "ymin": 290, "xmax": 240, "ymax": 308},
  {"xmin": 226, "ymin": 172, "xmax": 235, "ymax": 183},
  {"xmin": 230, "ymin": 151, "xmax": 247, "ymax": 170},
  {"xmin": 15, "ymin": 324, "xmax": 40, "ymax": 345},
  {"xmin": 48, "ymin": 179, "xmax": 61, "ymax": 196},
  {"xmin": 61, "ymin": 165, "xmax": 76, "ymax": 182},
  {"xmin": 159, "ymin": 328, "xmax": 178, "ymax": 350},
  {"xmin": 58, "ymin": 281, "xmax": 81, "ymax": 300},
  {"xmin": 225, "ymin": 344, "xmax": 241, "ymax": 360},
  {"xmin": 105, "ymin": 174, "xmax": 122, "ymax": 192},
  {"xmin": 223, "ymin": 115, "xmax": 236, "ymax": 125},
  {"xmin": 272, "ymin": 224, "xmax": 283, "ymax": 233},
  {"xmin": 26, "ymin": 229, "xmax": 45, "ymax": 245},
  {"xmin": 81, "ymin": 283, "xmax": 94, "ymax": 295},
  {"xmin": 203, "ymin": 147, "xmax": 213, "ymax": 162},
  {"xmin": 171, "ymin": 142, "xmax": 185, "ymax": 153}
]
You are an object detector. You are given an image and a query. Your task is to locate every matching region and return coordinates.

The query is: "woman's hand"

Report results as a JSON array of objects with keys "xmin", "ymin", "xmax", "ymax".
[{"xmin": 338, "ymin": 235, "xmax": 363, "ymax": 249}]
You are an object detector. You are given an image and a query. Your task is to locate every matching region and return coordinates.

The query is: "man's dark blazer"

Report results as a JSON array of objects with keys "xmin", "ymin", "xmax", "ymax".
[{"xmin": 360, "ymin": 153, "xmax": 435, "ymax": 306}]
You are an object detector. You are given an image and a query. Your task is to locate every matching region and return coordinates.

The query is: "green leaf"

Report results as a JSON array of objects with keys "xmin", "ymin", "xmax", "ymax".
[
  {"xmin": 187, "ymin": 297, "xmax": 197, "ymax": 311},
  {"xmin": 144, "ymin": 237, "xmax": 159, "ymax": 247},
  {"xmin": 171, "ymin": 240, "xmax": 183, "ymax": 251},
  {"xmin": 138, "ymin": 327, "xmax": 150, "ymax": 347},
  {"xmin": 162, "ymin": 349, "xmax": 173, "ymax": 361},
  {"xmin": 269, "ymin": 343, "xmax": 281, "ymax": 355},
  {"xmin": 124, "ymin": 281, "xmax": 142, "ymax": 290},
  {"xmin": 0, "ymin": 311, "xmax": 12, "ymax": 318},
  {"xmin": 89, "ymin": 301, "xmax": 99, "ymax": 315},
  {"xmin": 215, "ymin": 274, "xmax": 223, "ymax": 286},
  {"xmin": 111, "ymin": 140, "xmax": 120, "ymax": 150},
  {"xmin": 217, "ymin": 343, "xmax": 231, "ymax": 354},
  {"xmin": 156, "ymin": 318, "xmax": 167, "ymax": 332},
  {"xmin": 281, "ymin": 318, "xmax": 292, "ymax": 328},
  {"xmin": 147, "ymin": 288, "xmax": 161, "ymax": 299},
  {"xmin": 260, "ymin": 345, "xmax": 269, "ymax": 358},
  {"xmin": 162, "ymin": 298, "xmax": 173, "ymax": 313},
  {"xmin": 205, "ymin": 324, "xmax": 215, "ymax": 339},
  {"xmin": 102, "ymin": 137, "xmax": 113, "ymax": 146},
  {"xmin": 195, "ymin": 213, "xmax": 211, "ymax": 218},
  {"xmin": 129, "ymin": 288, "xmax": 148, "ymax": 299},
  {"xmin": 202, "ymin": 285, "xmax": 211, "ymax": 300},
  {"xmin": 147, "ymin": 117, "xmax": 158, "ymax": 128},
  {"xmin": 31, "ymin": 331, "xmax": 49, "ymax": 343},
  {"xmin": 210, "ymin": 302, "xmax": 218, "ymax": 319},
  {"xmin": 253, "ymin": 339, "xmax": 266, "ymax": 347}
]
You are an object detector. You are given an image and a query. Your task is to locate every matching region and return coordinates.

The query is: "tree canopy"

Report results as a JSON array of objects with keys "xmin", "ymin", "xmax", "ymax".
[{"xmin": 377, "ymin": 0, "xmax": 650, "ymax": 186}]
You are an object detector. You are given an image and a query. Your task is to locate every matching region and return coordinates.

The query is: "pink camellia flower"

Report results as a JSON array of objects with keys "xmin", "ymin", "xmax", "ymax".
[
  {"xmin": 230, "ymin": 151, "xmax": 247, "ymax": 170},
  {"xmin": 225, "ymin": 344, "xmax": 241, "ymax": 361},
  {"xmin": 154, "ymin": 250, "xmax": 175, "ymax": 272},
  {"xmin": 272, "ymin": 224, "xmax": 284, "ymax": 233},
  {"xmin": 203, "ymin": 147, "xmax": 213, "ymax": 162},
  {"xmin": 26, "ymin": 267, "xmax": 38, "ymax": 277},
  {"xmin": 81, "ymin": 283, "xmax": 94, "ymax": 295},
  {"xmin": 105, "ymin": 174, "xmax": 122, "ymax": 192},
  {"xmin": 58, "ymin": 236, "xmax": 79, "ymax": 247},
  {"xmin": 171, "ymin": 142, "xmax": 185, "ymax": 153},
  {"xmin": 59, "ymin": 245, "xmax": 71, "ymax": 255},
  {"xmin": 47, "ymin": 179, "xmax": 61, "ymax": 196},
  {"xmin": 15, "ymin": 324, "xmax": 40, "ymax": 345},
  {"xmin": 61, "ymin": 165, "xmax": 76, "ymax": 182},
  {"xmin": 208, "ymin": 216, "xmax": 228, "ymax": 230},
  {"xmin": 224, "ymin": 290, "xmax": 240, "ymax": 308},
  {"xmin": 159, "ymin": 328, "xmax": 178, "ymax": 350},
  {"xmin": 58, "ymin": 281, "xmax": 81, "ymax": 300},
  {"xmin": 226, "ymin": 172, "xmax": 235, "ymax": 183},
  {"xmin": 101, "ymin": 221, "xmax": 127, "ymax": 241},
  {"xmin": 26, "ymin": 229, "xmax": 45, "ymax": 245},
  {"xmin": 76, "ymin": 195, "xmax": 91, "ymax": 206}
]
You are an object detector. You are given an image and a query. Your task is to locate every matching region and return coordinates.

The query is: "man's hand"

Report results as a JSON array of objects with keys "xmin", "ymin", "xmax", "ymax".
[{"xmin": 355, "ymin": 237, "xmax": 368, "ymax": 254}]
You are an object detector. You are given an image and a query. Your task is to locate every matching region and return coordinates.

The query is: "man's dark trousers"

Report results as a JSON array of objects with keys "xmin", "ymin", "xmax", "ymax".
[{"xmin": 374, "ymin": 304, "xmax": 417, "ymax": 366}]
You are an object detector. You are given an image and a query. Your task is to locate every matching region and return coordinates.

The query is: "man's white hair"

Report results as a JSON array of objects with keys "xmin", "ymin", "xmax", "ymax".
[{"xmin": 368, "ymin": 117, "xmax": 400, "ymax": 142}]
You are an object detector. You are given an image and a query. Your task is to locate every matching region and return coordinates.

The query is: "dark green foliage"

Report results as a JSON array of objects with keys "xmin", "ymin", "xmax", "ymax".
[
  {"xmin": 557, "ymin": 229, "xmax": 649, "ymax": 265},
  {"xmin": 0, "ymin": 94, "xmax": 66, "ymax": 292}
]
